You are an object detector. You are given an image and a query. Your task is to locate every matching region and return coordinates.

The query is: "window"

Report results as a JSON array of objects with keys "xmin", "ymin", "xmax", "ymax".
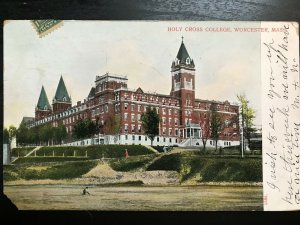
[
  {"xmin": 124, "ymin": 113, "xmax": 128, "ymax": 120},
  {"xmin": 163, "ymin": 127, "xmax": 166, "ymax": 135},
  {"xmin": 138, "ymin": 114, "xmax": 141, "ymax": 121},
  {"xmin": 125, "ymin": 135, "xmax": 128, "ymax": 140},
  {"xmin": 105, "ymin": 105, "xmax": 108, "ymax": 112},
  {"xmin": 204, "ymin": 113, "xmax": 207, "ymax": 119},
  {"xmin": 131, "ymin": 125, "xmax": 135, "ymax": 132},
  {"xmin": 138, "ymin": 125, "xmax": 141, "ymax": 132},
  {"xmin": 175, "ymin": 118, "xmax": 178, "ymax": 126},
  {"xmin": 138, "ymin": 136, "xmax": 141, "ymax": 141},
  {"xmin": 124, "ymin": 124, "xmax": 128, "ymax": 132},
  {"xmin": 124, "ymin": 103, "xmax": 128, "ymax": 110},
  {"xmin": 138, "ymin": 105, "xmax": 141, "ymax": 112},
  {"xmin": 169, "ymin": 118, "xmax": 172, "ymax": 125},
  {"xmin": 169, "ymin": 138, "xmax": 172, "ymax": 143},
  {"xmin": 132, "ymin": 135, "xmax": 135, "ymax": 140},
  {"xmin": 233, "ymin": 123, "xmax": 237, "ymax": 128},
  {"xmin": 157, "ymin": 137, "xmax": 159, "ymax": 142},
  {"xmin": 163, "ymin": 108, "xmax": 166, "ymax": 115},
  {"xmin": 163, "ymin": 138, "xmax": 166, "ymax": 142},
  {"xmin": 162, "ymin": 117, "xmax": 166, "ymax": 125},
  {"xmin": 169, "ymin": 128, "xmax": 172, "ymax": 136},
  {"xmin": 131, "ymin": 114, "xmax": 135, "ymax": 122},
  {"xmin": 169, "ymin": 109, "xmax": 172, "ymax": 115},
  {"xmin": 145, "ymin": 136, "xmax": 147, "ymax": 141},
  {"xmin": 175, "ymin": 129, "xmax": 178, "ymax": 136},
  {"xmin": 131, "ymin": 104, "xmax": 135, "ymax": 111}
]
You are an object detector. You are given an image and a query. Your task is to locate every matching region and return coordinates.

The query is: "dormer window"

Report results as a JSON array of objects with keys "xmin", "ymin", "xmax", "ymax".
[{"xmin": 63, "ymin": 96, "xmax": 66, "ymax": 102}]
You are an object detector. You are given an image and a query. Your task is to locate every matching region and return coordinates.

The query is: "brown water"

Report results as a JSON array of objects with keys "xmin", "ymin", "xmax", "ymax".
[{"xmin": 4, "ymin": 185, "xmax": 263, "ymax": 211}]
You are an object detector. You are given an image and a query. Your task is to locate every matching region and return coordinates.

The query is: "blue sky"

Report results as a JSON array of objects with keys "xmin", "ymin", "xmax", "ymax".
[{"xmin": 4, "ymin": 20, "xmax": 261, "ymax": 128}]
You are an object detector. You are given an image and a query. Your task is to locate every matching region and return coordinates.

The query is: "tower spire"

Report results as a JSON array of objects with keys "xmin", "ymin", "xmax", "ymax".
[
  {"xmin": 36, "ymin": 85, "xmax": 51, "ymax": 110},
  {"xmin": 173, "ymin": 37, "xmax": 194, "ymax": 67},
  {"xmin": 53, "ymin": 76, "xmax": 71, "ymax": 103}
]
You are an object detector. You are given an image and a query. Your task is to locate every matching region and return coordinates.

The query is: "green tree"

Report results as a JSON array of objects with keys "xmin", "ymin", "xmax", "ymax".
[
  {"xmin": 200, "ymin": 115, "xmax": 210, "ymax": 152},
  {"xmin": 3, "ymin": 128, "xmax": 9, "ymax": 144},
  {"xmin": 73, "ymin": 118, "xmax": 98, "ymax": 140},
  {"xmin": 210, "ymin": 104, "xmax": 222, "ymax": 152},
  {"xmin": 237, "ymin": 94, "xmax": 256, "ymax": 151},
  {"xmin": 8, "ymin": 125, "xmax": 17, "ymax": 143},
  {"xmin": 16, "ymin": 122, "xmax": 29, "ymax": 146},
  {"xmin": 57, "ymin": 123, "xmax": 67, "ymax": 145},
  {"xmin": 103, "ymin": 115, "xmax": 120, "ymax": 135},
  {"xmin": 141, "ymin": 107, "xmax": 160, "ymax": 146}
]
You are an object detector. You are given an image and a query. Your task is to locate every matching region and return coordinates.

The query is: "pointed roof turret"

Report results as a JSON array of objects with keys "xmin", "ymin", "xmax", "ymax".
[
  {"xmin": 173, "ymin": 37, "xmax": 195, "ymax": 69},
  {"xmin": 36, "ymin": 86, "xmax": 52, "ymax": 111},
  {"xmin": 53, "ymin": 76, "xmax": 71, "ymax": 103}
]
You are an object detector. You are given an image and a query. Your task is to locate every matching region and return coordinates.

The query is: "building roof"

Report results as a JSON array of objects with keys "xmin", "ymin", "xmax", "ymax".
[
  {"xmin": 53, "ymin": 76, "xmax": 71, "ymax": 103},
  {"xmin": 36, "ymin": 86, "xmax": 52, "ymax": 110},
  {"xmin": 173, "ymin": 38, "xmax": 195, "ymax": 68},
  {"xmin": 176, "ymin": 41, "xmax": 191, "ymax": 63},
  {"xmin": 88, "ymin": 87, "xmax": 96, "ymax": 99},
  {"xmin": 21, "ymin": 116, "xmax": 35, "ymax": 125}
]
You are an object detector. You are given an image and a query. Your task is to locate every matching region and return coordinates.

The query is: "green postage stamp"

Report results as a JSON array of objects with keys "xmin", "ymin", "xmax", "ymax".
[{"xmin": 31, "ymin": 20, "xmax": 63, "ymax": 37}]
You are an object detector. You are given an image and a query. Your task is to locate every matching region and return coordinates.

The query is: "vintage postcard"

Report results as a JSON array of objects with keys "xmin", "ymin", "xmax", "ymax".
[{"xmin": 3, "ymin": 20, "xmax": 299, "ymax": 211}]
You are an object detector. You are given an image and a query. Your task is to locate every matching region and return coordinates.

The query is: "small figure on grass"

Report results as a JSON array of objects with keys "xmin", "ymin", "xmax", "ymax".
[
  {"xmin": 82, "ymin": 187, "xmax": 90, "ymax": 195},
  {"xmin": 125, "ymin": 149, "xmax": 129, "ymax": 159}
]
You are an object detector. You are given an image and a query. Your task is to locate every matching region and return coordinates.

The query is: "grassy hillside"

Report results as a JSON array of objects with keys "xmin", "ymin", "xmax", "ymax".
[
  {"xmin": 4, "ymin": 148, "xmax": 262, "ymax": 184},
  {"xmin": 3, "ymin": 160, "xmax": 97, "ymax": 181},
  {"xmin": 147, "ymin": 153, "xmax": 262, "ymax": 182},
  {"xmin": 109, "ymin": 154, "xmax": 156, "ymax": 172},
  {"xmin": 36, "ymin": 145, "xmax": 154, "ymax": 158}
]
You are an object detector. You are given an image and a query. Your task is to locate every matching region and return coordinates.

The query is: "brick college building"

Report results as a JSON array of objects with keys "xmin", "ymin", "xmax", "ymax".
[{"xmin": 26, "ymin": 39, "xmax": 240, "ymax": 147}]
